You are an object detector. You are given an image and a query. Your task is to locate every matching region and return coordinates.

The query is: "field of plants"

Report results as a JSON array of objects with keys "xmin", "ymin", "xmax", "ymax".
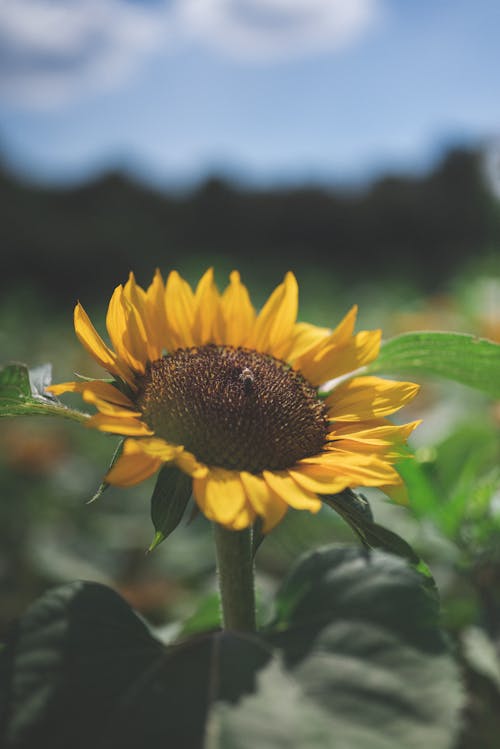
[{"xmin": 1, "ymin": 261, "xmax": 500, "ymax": 747}]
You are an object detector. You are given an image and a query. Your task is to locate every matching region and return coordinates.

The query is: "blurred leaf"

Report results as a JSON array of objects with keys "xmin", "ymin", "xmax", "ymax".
[
  {"xmin": 88, "ymin": 439, "xmax": 124, "ymax": 504},
  {"xmin": 0, "ymin": 362, "xmax": 88, "ymax": 422},
  {"xmin": 0, "ymin": 363, "xmax": 31, "ymax": 401},
  {"xmin": 462, "ymin": 626, "xmax": 500, "ymax": 692},
  {"xmin": 213, "ymin": 547, "xmax": 463, "ymax": 749},
  {"xmin": 149, "ymin": 464, "xmax": 193, "ymax": 551},
  {"xmin": 180, "ymin": 592, "xmax": 221, "ymax": 636},
  {"xmin": 0, "ymin": 581, "xmax": 269, "ymax": 749},
  {"xmin": 366, "ymin": 331, "xmax": 500, "ymax": 397}
]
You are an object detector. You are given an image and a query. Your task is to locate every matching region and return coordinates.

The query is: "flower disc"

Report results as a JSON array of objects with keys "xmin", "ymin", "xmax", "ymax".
[{"xmin": 137, "ymin": 345, "xmax": 329, "ymax": 473}]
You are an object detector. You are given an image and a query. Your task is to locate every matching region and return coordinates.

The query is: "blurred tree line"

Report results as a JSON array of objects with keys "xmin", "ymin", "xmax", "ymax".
[{"xmin": 1, "ymin": 146, "xmax": 499, "ymax": 304}]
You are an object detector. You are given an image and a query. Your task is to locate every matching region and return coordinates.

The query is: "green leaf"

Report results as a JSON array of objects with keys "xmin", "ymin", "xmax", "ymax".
[
  {"xmin": 0, "ymin": 582, "xmax": 269, "ymax": 749},
  {"xmin": 0, "ymin": 362, "xmax": 89, "ymax": 422},
  {"xmin": 270, "ymin": 546, "xmax": 441, "ymax": 652},
  {"xmin": 366, "ymin": 331, "xmax": 500, "ymax": 397},
  {"xmin": 461, "ymin": 626, "xmax": 500, "ymax": 692},
  {"xmin": 0, "ymin": 362, "xmax": 32, "ymax": 400},
  {"xmin": 180, "ymin": 592, "xmax": 222, "ymax": 636},
  {"xmin": 324, "ymin": 489, "xmax": 425, "ymax": 570},
  {"xmin": 0, "ymin": 549, "xmax": 463, "ymax": 749},
  {"xmin": 220, "ymin": 546, "xmax": 461, "ymax": 749},
  {"xmin": 148, "ymin": 464, "xmax": 193, "ymax": 551}
]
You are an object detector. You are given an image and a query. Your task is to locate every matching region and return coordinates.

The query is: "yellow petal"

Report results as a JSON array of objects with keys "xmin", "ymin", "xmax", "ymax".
[
  {"xmin": 175, "ymin": 450, "xmax": 209, "ymax": 479},
  {"xmin": 262, "ymin": 470, "xmax": 322, "ymax": 512},
  {"xmin": 329, "ymin": 305, "xmax": 359, "ymax": 346},
  {"xmin": 380, "ymin": 480, "xmax": 410, "ymax": 506},
  {"xmin": 106, "ymin": 285, "xmax": 147, "ymax": 374},
  {"xmin": 288, "ymin": 467, "xmax": 348, "ymax": 495},
  {"xmin": 299, "ymin": 450, "xmax": 402, "ymax": 487},
  {"xmin": 74, "ymin": 302, "xmax": 133, "ymax": 384},
  {"xmin": 144, "ymin": 269, "xmax": 168, "ymax": 359},
  {"xmin": 253, "ymin": 272, "xmax": 298, "ymax": 356},
  {"xmin": 296, "ymin": 329, "xmax": 381, "ymax": 386},
  {"xmin": 122, "ymin": 294, "xmax": 149, "ymax": 371},
  {"xmin": 221, "ymin": 271, "xmax": 256, "ymax": 347},
  {"xmin": 86, "ymin": 414, "xmax": 153, "ymax": 436},
  {"xmin": 228, "ymin": 500, "xmax": 257, "ymax": 531},
  {"xmin": 193, "ymin": 468, "xmax": 247, "ymax": 526},
  {"xmin": 288, "ymin": 306, "xmax": 357, "ymax": 364},
  {"xmin": 240, "ymin": 471, "xmax": 288, "ymax": 532},
  {"xmin": 193, "ymin": 268, "xmax": 223, "ymax": 344},
  {"xmin": 327, "ymin": 421, "xmax": 421, "ymax": 455},
  {"xmin": 82, "ymin": 390, "xmax": 142, "ymax": 418},
  {"xmin": 165, "ymin": 270, "xmax": 196, "ymax": 348},
  {"xmin": 287, "ymin": 322, "xmax": 331, "ymax": 361},
  {"xmin": 326, "ymin": 377, "xmax": 420, "ymax": 421},
  {"xmin": 106, "ymin": 440, "xmax": 161, "ymax": 486},
  {"xmin": 47, "ymin": 380, "xmax": 134, "ymax": 408},
  {"xmin": 132, "ymin": 437, "xmax": 183, "ymax": 461},
  {"xmin": 124, "ymin": 272, "xmax": 160, "ymax": 362}
]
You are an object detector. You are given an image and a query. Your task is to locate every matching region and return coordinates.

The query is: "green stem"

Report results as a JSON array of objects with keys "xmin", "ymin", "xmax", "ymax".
[
  {"xmin": 213, "ymin": 523, "xmax": 256, "ymax": 632},
  {"xmin": 1, "ymin": 403, "xmax": 90, "ymax": 423}
]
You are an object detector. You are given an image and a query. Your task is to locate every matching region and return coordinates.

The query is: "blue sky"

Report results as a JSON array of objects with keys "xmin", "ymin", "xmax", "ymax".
[{"xmin": 0, "ymin": 0, "xmax": 499, "ymax": 187}]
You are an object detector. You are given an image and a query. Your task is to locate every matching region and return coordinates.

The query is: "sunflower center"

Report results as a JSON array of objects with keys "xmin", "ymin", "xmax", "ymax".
[{"xmin": 137, "ymin": 345, "xmax": 328, "ymax": 473}]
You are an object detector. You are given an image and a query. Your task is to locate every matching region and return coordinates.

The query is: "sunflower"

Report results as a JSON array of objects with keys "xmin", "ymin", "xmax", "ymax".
[{"xmin": 48, "ymin": 269, "xmax": 419, "ymax": 532}]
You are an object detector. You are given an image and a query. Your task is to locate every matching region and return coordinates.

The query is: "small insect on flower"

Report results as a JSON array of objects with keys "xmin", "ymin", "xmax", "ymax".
[
  {"xmin": 48, "ymin": 268, "xmax": 421, "ymax": 533},
  {"xmin": 239, "ymin": 367, "xmax": 254, "ymax": 394}
]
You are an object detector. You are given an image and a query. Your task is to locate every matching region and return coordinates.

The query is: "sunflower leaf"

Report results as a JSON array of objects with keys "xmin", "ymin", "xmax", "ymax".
[
  {"xmin": 0, "ymin": 551, "xmax": 463, "ymax": 749},
  {"xmin": 149, "ymin": 464, "xmax": 193, "ymax": 551},
  {"xmin": 324, "ymin": 489, "xmax": 430, "ymax": 573},
  {"xmin": 365, "ymin": 331, "xmax": 500, "ymax": 397},
  {"xmin": 0, "ymin": 362, "xmax": 89, "ymax": 423},
  {"xmin": 214, "ymin": 547, "xmax": 463, "ymax": 749},
  {"xmin": 0, "ymin": 581, "xmax": 269, "ymax": 749}
]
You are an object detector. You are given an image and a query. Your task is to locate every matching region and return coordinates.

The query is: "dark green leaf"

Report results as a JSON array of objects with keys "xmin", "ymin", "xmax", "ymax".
[
  {"xmin": 270, "ymin": 546, "xmax": 440, "ymax": 654},
  {"xmin": 211, "ymin": 546, "xmax": 462, "ymax": 749},
  {"xmin": 0, "ymin": 582, "xmax": 270, "ymax": 749},
  {"xmin": 365, "ymin": 331, "xmax": 500, "ymax": 397},
  {"xmin": 214, "ymin": 619, "xmax": 462, "ymax": 749},
  {"xmin": 324, "ymin": 489, "xmax": 422, "ymax": 569},
  {"xmin": 149, "ymin": 464, "xmax": 193, "ymax": 551}
]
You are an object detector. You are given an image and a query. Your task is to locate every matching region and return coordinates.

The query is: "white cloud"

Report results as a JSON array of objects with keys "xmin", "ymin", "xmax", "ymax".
[
  {"xmin": 0, "ymin": 0, "xmax": 381, "ymax": 109},
  {"xmin": 179, "ymin": 0, "xmax": 381, "ymax": 62},
  {"xmin": 0, "ymin": 0, "xmax": 173, "ymax": 107}
]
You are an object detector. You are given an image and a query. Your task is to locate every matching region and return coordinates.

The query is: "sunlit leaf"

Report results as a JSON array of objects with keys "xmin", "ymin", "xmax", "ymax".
[
  {"xmin": 366, "ymin": 332, "xmax": 500, "ymax": 397},
  {"xmin": 0, "ymin": 362, "xmax": 89, "ymax": 422}
]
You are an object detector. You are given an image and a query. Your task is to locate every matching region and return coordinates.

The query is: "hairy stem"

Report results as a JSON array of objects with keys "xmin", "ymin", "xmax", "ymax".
[{"xmin": 213, "ymin": 523, "xmax": 256, "ymax": 632}]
